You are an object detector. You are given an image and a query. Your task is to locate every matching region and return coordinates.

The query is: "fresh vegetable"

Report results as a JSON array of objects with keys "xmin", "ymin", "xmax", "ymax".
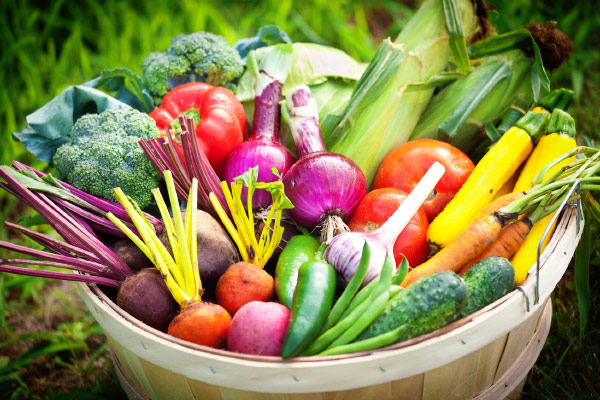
[
  {"xmin": 373, "ymin": 139, "xmax": 474, "ymax": 222},
  {"xmin": 235, "ymin": 42, "xmax": 364, "ymax": 126},
  {"xmin": 233, "ymin": 25, "xmax": 292, "ymax": 62},
  {"xmin": 12, "ymin": 85, "xmax": 132, "ymax": 164},
  {"xmin": 140, "ymin": 116, "xmax": 227, "ymax": 217},
  {"xmin": 215, "ymin": 262, "xmax": 275, "ymax": 316},
  {"xmin": 322, "ymin": 0, "xmax": 481, "ymax": 186},
  {"xmin": 354, "ymin": 271, "xmax": 467, "ymax": 345},
  {"xmin": 158, "ymin": 208, "xmax": 239, "ymax": 293},
  {"xmin": 324, "ymin": 162, "xmax": 445, "ymax": 286},
  {"xmin": 149, "ymin": 82, "xmax": 248, "ymax": 175},
  {"xmin": 2, "ymin": 162, "xmax": 162, "ymax": 239},
  {"xmin": 426, "ymin": 108, "xmax": 550, "ymax": 251},
  {"xmin": 402, "ymin": 191, "xmax": 524, "ymax": 287},
  {"xmin": 210, "ymin": 167, "xmax": 293, "ymax": 267},
  {"xmin": 168, "ymin": 303, "xmax": 232, "ymax": 349},
  {"xmin": 227, "ymin": 301, "xmax": 291, "ymax": 356},
  {"xmin": 51, "ymin": 108, "xmax": 160, "ymax": 209},
  {"xmin": 274, "ymin": 234, "xmax": 321, "ymax": 309},
  {"xmin": 0, "ymin": 166, "xmax": 137, "ymax": 287},
  {"xmin": 281, "ymin": 245, "xmax": 337, "ymax": 359},
  {"xmin": 222, "ymin": 46, "xmax": 295, "ymax": 208},
  {"xmin": 511, "ymin": 109, "xmax": 577, "ymax": 284},
  {"xmin": 322, "ymin": 242, "xmax": 372, "ymax": 332},
  {"xmin": 142, "ymin": 32, "xmax": 244, "ymax": 103},
  {"xmin": 349, "ymin": 188, "xmax": 429, "ymax": 267},
  {"xmin": 281, "ymin": 85, "xmax": 366, "ymax": 241},
  {"xmin": 458, "ymin": 218, "xmax": 532, "ymax": 276},
  {"xmin": 109, "ymin": 171, "xmax": 231, "ymax": 348},
  {"xmin": 461, "ymin": 257, "xmax": 515, "ymax": 317},
  {"xmin": 110, "ymin": 239, "xmax": 154, "ymax": 271},
  {"xmin": 116, "ymin": 268, "xmax": 179, "ymax": 331}
]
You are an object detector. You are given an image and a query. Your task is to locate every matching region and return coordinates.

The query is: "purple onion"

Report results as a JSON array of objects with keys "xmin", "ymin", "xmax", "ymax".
[
  {"xmin": 222, "ymin": 51, "xmax": 295, "ymax": 209},
  {"xmin": 282, "ymin": 85, "xmax": 366, "ymax": 241}
]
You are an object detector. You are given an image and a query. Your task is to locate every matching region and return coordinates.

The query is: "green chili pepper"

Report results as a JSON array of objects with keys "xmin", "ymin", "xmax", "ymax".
[
  {"xmin": 275, "ymin": 234, "xmax": 321, "ymax": 309},
  {"xmin": 281, "ymin": 244, "xmax": 337, "ymax": 359}
]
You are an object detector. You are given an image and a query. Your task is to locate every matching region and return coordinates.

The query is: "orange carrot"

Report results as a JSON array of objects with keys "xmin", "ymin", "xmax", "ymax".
[
  {"xmin": 458, "ymin": 218, "xmax": 532, "ymax": 276},
  {"xmin": 401, "ymin": 192, "xmax": 524, "ymax": 287}
]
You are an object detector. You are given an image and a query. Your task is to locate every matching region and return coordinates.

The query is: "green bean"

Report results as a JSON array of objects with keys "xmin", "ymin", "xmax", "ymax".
[
  {"xmin": 302, "ymin": 252, "xmax": 395, "ymax": 356},
  {"xmin": 318, "ymin": 322, "xmax": 409, "ymax": 356},
  {"xmin": 325, "ymin": 288, "xmax": 390, "ymax": 349},
  {"xmin": 391, "ymin": 255, "xmax": 410, "ymax": 285},
  {"xmin": 338, "ymin": 278, "xmax": 378, "ymax": 322},
  {"xmin": 323, "ymin": 241, "xmax": 371, "ymax": 331}
]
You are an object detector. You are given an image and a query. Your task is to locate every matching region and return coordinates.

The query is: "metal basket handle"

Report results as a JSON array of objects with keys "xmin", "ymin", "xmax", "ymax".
[{"xmin": 516, "ymin": 180, "xmax": 583, "ymax": 312}]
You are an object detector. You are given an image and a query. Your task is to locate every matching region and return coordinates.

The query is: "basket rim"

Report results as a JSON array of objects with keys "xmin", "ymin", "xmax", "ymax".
[{"xmin": 79, "ymin": 204, "xmax": 582, "ymax": 364}]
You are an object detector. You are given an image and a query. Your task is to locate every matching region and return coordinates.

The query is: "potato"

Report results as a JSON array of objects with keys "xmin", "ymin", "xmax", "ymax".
[
  {"xmin": 227, "ymin": 301, "xmax": 290, "ymax": 356},
  {"xmin": 159, "ymin": 209, "xmax": 240, "ymax": 293}
]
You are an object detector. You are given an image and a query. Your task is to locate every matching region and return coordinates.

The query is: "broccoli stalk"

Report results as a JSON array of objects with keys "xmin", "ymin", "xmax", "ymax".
[
  {"xmin": 142, "ymin": 32, "xmax": 244, "ymax": 104},
  {"xmin": 53, "ymin": 108, "xmax": 161, "ymax": 209}
]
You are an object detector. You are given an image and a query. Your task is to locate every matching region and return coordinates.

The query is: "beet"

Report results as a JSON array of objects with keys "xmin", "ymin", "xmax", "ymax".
[
  {"xmin": 167, "ymin": 302, "xmax": 232, "ymax": 348},
  {"xmin": 110, "ymin": 239, "xmax": 154, "ymax": 271},
  {"xmin": 159, "ymin": 209, "xmax": 240, "ymax": 294},
  {"xmin": 116, "ymin": 268, "xmax": 179, "ymax": 331},
  {"xmin": 215, "ymin": 262, "xmax": 275, "ymax": 316}
]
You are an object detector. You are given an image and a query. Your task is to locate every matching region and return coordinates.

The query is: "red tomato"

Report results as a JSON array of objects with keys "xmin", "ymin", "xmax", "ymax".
[
  {"xmin": 348, "ymin": 188, "xmax": 430, "ymax": 267},
  {"xmin": 373, "ymin": 139, "xmax": 474, "ymax": 222}
]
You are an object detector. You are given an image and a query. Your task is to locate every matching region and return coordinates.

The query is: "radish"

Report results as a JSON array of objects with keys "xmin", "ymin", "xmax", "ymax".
[{"xmin": 227, "ymin": 301, "xmax": 290, "ymax": 356}]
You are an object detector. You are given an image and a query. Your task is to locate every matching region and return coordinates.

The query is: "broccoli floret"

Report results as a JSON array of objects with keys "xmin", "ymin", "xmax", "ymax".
[
  {"xmin": 53, "ymin": 108, "xmax": 160, "ymax": 209},
  {"xmin": 142, "ymin": 32, "xmax": 244, "ymax": 103}
]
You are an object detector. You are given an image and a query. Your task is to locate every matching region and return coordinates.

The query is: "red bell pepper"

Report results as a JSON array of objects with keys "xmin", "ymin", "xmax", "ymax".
[{"xmin": 150, "ymin": 82, "xmax": 248, "ymax": 175}]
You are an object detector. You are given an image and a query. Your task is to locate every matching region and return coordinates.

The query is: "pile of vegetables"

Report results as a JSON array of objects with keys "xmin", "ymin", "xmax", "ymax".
[{"xmin": 3, "ymin": 0, "xmax": 597, "ymax": 361}]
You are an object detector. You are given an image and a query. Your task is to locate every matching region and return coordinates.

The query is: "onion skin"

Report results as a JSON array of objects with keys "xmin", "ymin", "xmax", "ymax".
[
  {"xmin": 222, "ymin": 137, "xmax": 294, "ymax": 208},
  {"xmin": 283, "ymin": 152, "xmax": 366, "ymax": 228}
]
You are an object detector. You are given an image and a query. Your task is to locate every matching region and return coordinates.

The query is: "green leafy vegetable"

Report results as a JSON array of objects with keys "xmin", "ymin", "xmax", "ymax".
[
  {"xmin": 84, "ymin": 67, "xmax": 154, "ymax": 113},
  {"xmin": 233, "ymin": 25, "xmax": 292, "ymax": 61}
]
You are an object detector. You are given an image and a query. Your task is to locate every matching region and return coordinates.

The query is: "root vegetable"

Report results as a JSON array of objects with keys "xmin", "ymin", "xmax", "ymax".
[
  {"xmin": 116, "ymin": 268, "xmax": 179, "ymax": 331},
  {"xmin": 227, "ymin": 301, "xmax": 290, "ymax": 356},
  {"xmin": 110, "ymin": 239, "xmax": 155, "ymax": 271},
  {"xmin": 167, "ymin": 302, "xmax": 232, "ymax": 348},
  {"xmin": 159, "ymin": 208, "xmax": 240, "ymax": 292},
  {"xmin": 215, "ymin": 262, "xmax": 274, "ymax": 316}
]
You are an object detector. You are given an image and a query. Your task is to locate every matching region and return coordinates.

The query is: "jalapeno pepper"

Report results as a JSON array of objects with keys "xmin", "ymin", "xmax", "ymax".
[
  {"xmin": 281, "ymin": 244, "xmax": 336, "ymax": 359},
  {"xmin": 275, "ymin": 234, "xmax": 321, "ymax": 309}
]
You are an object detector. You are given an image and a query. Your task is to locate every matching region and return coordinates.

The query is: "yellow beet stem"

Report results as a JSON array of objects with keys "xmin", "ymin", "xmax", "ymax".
[
  {"xmin": 151, "ymin": 187, "xmax": 180, "ymax": 269},
  {"xmin": 105, "ymin": 212, "xmax": 153, "ymax": 263},
  {"xmin": 210, "ymin": 191, "xmax": 249, "ymax": 261},
  {"xmin": 510, "ymin": 109, "xmax": 577, "ymax": 284}
]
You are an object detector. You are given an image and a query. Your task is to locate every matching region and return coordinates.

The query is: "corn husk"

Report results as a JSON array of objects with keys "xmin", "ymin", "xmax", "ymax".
[{"xmin": 322, "ymin": 0, "xmax": 480, "ymax": 187}]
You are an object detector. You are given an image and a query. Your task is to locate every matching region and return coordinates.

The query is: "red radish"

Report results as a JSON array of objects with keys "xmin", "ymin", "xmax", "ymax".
[
  {"xmin": 227, "ymin": 301, "xmax": 290, "ymax": 356},
  {"xmin": 349, "ymin": 188, "xmax": 430, "ymax": 267}
]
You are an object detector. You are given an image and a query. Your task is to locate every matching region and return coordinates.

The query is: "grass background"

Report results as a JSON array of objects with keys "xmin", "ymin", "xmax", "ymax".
[{"xmin": 0, "ymin": 0, "xmax": 598, "ymax": 398}]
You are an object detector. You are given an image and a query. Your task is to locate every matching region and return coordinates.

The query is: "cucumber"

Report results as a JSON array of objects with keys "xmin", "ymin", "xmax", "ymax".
[
  {"xmin": 355, "ymin": 270, "xmax": 467, "ymax": 342},
  {"xmin": 461, "ymin": 256, "xmax": 515, "ymax": 316}
]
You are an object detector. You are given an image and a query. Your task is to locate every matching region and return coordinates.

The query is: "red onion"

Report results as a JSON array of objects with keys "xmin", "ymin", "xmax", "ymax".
[
  {"xmin": 222, "ymin": 47, "xmax": 294, "ymax": 209},
  {"xmin": 324, "ymin": 162, "xmax": 446, "ymax": 285},
  {"xmin": 282, "ymin": 85, "xmax": 366, "ymax": 241}
]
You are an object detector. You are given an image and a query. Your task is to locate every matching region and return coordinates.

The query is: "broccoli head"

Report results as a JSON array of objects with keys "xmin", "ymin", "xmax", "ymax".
[
  {"xmin": 53, "ymin": 108, "xmax": 161, "ymax": 209},
  {"xmin": 142, "ymin": 32, "xmax": 244, "ymax": 104}
]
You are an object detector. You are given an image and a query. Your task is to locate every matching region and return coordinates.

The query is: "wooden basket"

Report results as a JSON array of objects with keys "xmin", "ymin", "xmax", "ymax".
[{"xmin": 76, "ymin": 205, "xmax": 582, "ymax": 400}]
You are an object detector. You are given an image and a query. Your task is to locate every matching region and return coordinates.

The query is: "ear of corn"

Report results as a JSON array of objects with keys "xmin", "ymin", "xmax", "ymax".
[
  {"xmin": 427, "ymin": 108, "xmax": 550, "ymax": 251},
  {"xmin": 322, "ymin": 0, "xmax": 480, "ymax": 187},
  {"xmin": 511, "ymin": 109, "xmax": 577, "ymax": 284}
]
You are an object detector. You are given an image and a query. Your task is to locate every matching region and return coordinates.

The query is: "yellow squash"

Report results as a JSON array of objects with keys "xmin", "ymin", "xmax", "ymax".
[
  {"xmin": 427, "ymin": 109, "xmax": 550, "ymax": 251},
  {"xmin": 511, "ymin": 109, "xmax": 577, "ymax": 284}
]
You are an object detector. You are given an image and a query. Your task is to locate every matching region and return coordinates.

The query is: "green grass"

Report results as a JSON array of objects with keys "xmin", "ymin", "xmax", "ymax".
[{"xmin": 0, "ymin": 0, "xmax": 599, "ymax": 398}]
